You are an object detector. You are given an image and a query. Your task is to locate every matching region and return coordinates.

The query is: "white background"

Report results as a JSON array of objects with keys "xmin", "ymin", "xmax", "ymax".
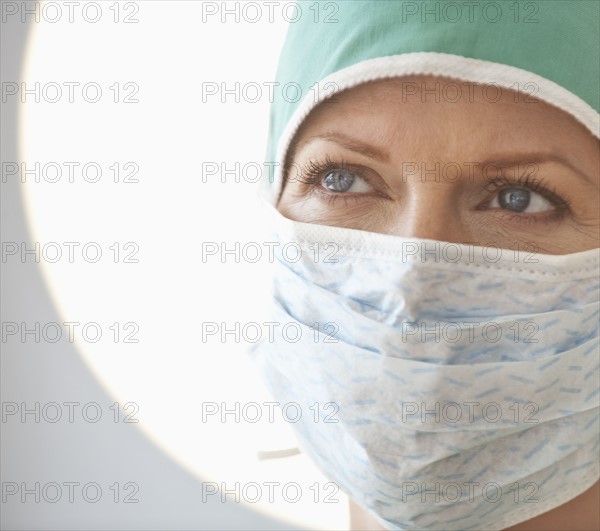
[{"xmin": 2, "ymin": 1, "xmax": 349, "ymax": 529}]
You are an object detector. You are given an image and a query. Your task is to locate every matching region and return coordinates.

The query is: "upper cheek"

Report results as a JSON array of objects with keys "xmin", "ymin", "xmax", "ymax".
[
  {"xmin": 284, "ymin": 195, "xmax": 393, "ymax": 230},
  {"xmin": 464, "ymin": 209, "xmax": 550, "ymax": 243},
  {"xmin": 461, "ymin": 212, "xmax": 502, "ymax": 237},
  {"xmin": 463, "ymin": 211, "xmax": 597, "ymax": 254},
  {"xmin": 570, "ymin": 204, "xmax": 600, "ymax": 225},
  {"xmin": 552, "ymin": 212, "xmax": 600, "ymax": 251}
]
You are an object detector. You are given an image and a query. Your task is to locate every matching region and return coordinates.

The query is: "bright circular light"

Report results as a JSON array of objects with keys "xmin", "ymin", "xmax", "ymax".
[{"xmin": 19, "ymin": 2, "xmax": 348, "ymax": 528}]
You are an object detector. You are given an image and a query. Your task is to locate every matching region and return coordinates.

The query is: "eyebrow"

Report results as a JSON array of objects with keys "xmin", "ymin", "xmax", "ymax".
[
  {"xmin": 292, "ymin": 132, "xmax": 595, "ymax": 185},
  {"xmin": 293, "ymin": 132, "xmax": 390, "ymax": 163},
  {"xmin": 479, "ymin": 154, "xmax": 595, "ymax": 185}
]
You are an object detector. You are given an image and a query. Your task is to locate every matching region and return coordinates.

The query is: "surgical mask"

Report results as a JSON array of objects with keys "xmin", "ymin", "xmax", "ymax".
[{"xmin": 250, "ymin": 199, "xmax": 600, "ymax": 531}]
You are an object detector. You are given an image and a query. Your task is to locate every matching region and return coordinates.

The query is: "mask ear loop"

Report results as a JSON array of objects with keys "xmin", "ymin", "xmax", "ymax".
[{"xmin": 256, "ymin": 447, "xmax": 301, "ymax": 461}]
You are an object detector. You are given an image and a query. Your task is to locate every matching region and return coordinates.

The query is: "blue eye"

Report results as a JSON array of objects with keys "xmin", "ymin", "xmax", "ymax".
[
  {"xmin": 499, "ymin": 188, "xmax": 530, "ymax": 211},
  {"xmin": 323, "ymin": 170, "xmax": 355, "ymax": 192},
  {"xmin": 492, "ymin": 187, "xmax": 553, "ymax": 213},
  {"xmin": 321, "ymin": 170, "xmax": 372, "ymax": 193}
]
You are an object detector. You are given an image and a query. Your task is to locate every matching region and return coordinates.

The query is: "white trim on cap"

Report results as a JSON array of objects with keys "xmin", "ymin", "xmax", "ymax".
[{"xmin": 269, "ymin": 51, "xmax": 600, "ymax": 204}]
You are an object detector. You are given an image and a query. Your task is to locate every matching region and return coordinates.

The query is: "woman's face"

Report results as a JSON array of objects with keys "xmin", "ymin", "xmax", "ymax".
[{"xmin": 276, "ymin": 76, "xmax": 599, "ymax": 255}]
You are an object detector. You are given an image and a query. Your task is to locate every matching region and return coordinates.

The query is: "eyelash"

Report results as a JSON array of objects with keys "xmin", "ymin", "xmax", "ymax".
[
  {"xmin": 291, "ymin": 156, "xmax": 573, "ymax": 221},
  {"xmin": 482, "ymin": 174, "xmax": 572, "ymax": 222},
  {"xmin": 294, "ymin": 155, "xmax": 380, "ymax": 206}
]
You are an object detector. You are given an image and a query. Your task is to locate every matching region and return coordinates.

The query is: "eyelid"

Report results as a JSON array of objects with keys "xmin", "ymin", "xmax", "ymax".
[
  {"xmin": 480, "ymin": 174, "xmax": 572, "ymax": 212},
  {"xmin": 293, "ymin": 155, "xmax": 390, "ymax": 195}
]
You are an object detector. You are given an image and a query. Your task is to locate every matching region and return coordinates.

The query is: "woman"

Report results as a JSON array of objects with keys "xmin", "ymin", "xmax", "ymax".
[{"xmin": 252, "ymin": 1, "xmax": 599, "ymax": 529}]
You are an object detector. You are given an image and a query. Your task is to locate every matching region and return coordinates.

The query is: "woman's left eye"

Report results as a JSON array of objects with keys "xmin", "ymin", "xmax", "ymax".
[
  {"xmin": 321, "ymin": 170, "xmax": 372, "ymax": 193},
  {"xmin": 490, "ymin": 188, "xmax": 553, "ymax": 213}
]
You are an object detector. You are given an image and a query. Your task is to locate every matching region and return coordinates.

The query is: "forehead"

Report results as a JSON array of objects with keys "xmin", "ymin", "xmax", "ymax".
[{"xmin": 291, "ymin": 76, "xmax": 599, "ymax": 167}]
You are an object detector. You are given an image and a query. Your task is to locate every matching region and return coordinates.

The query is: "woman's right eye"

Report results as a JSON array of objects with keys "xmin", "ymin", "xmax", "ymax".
[{"xmin": 321, "ymin": 169, "xmax": 373, "ymax": 193}]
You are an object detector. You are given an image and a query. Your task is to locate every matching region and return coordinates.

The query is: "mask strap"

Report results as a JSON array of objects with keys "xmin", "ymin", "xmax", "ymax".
[{"xmin": 257, "ymin": 447, "xmax": 301, "ymax": 461}]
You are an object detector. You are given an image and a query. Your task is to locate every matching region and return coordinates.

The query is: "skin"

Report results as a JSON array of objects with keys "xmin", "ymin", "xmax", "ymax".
[
  {"xmin": 276, "ymin": 76, "xmax": 600, "ymax": 529},
  {"xmin": 277, "ymin": 76, "xmax": 600, "ymax": 255}
]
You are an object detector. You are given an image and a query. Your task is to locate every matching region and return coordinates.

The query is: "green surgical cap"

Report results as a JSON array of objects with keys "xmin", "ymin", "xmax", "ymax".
[{"xmin": 264, "ymin": 0, "xmax": 600, "ymax": 201}]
